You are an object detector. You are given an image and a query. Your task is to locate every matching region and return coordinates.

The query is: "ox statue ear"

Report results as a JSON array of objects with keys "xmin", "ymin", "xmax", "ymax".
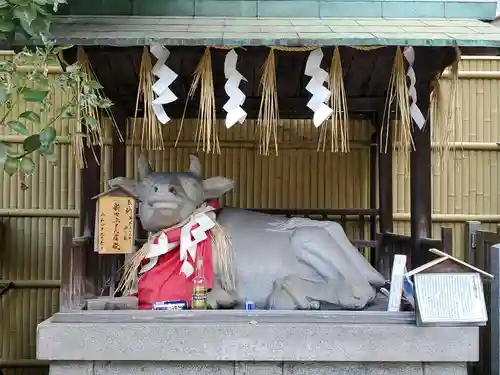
[
  {"xmin": 108, "ymin": 177, "xmax": 139, "ymax": 199},
  {"xmin": 203, "ymin": 177, "xmax": 234, "ymax": 200},
  {"xmin": 188, "ymin": 154, "xmax": 202, "ymax": 178},
  {"xmin": 138, "ymin": 154, "xmax": 153, "ymax": 180}
]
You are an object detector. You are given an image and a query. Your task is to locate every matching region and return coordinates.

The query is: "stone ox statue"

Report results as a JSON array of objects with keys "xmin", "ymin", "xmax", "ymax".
[{"xmin": 110, "ymin": 154, "xmax": 386, "ymax": 310}]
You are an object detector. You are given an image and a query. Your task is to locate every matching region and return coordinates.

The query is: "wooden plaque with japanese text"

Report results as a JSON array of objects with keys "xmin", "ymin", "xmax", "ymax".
[{"xmin": 95, "ymin": 192, "xmax": 136, "ymax": 254}]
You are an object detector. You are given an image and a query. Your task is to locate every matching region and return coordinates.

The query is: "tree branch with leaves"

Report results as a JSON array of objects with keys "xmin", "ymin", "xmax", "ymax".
[{"xmin": 0, "ymin": 0, "xmax": 115, "ymax": 188}]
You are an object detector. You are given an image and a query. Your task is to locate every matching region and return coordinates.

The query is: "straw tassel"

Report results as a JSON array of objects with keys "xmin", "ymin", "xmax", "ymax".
[
  {"xmin": 177, "ymin": 47, "xmax": 219, "ymax": 154},
  {"xmin": 133, "ymin": 46, "xmax": 165, "ymax": 151},
  {"xmin": 431, "ymin": 47, "xmax": 461, "ymax": 169},
  {"xmin": 257, "ymin": 48, "xmax": 279, "ymax": 156},
  {"xmin": 318, "ymin": 46, "xmax": 349, "ymax": 153},
  {"xmin": 381, "ymin": 47, "xmax": 414, "ymax": 173},
  {"xmin": 75, "ymin": 47, "xmax": 122, "ymax": 168}
]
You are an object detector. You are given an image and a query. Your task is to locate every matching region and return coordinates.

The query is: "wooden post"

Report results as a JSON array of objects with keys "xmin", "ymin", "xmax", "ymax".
[
  {"xmin": 59, "ymin": 225, "xmax": 73, "ymax": 312},
  {"xmin": 112, "ymin": 109, "xmax": 127, "ymax": 179},
  {"xmin": 60, "ymin": 226, "xmax": 85, "ymax": 312},
  {"xmin": 369, "ymin": 131, "xmax": 378, "ymax": 266},
  {"xmin": 375, "ymin": 111, "xmax": 393, "ymax": 275},
  {"xmin": 376, "ymin": 111, "xmax": 393, "ymax": 234},
  {"xmin": 489, "ymin": 244, "xmax": 500, "ymax": 375},
  {"xmin": 440, "ymin": 227, "xmax": 453, "ymax": 255},
  {"xmin": 92, "ymin": 109, "xmax": 128, "ymax": 297},
  {"xmin": 99, "ymin": 109, "xmax": 128, "ymax": 296},
  {"xmin": 79, "ymin": 141, "xmax": 101, "ymax": 297},
  {"xmin": 465, "ymin": 221, "xmax": 481, "ymax": 266},
  {"xmin": 410, "ymin": 83, "xmax": 432, "ymax": 268}
]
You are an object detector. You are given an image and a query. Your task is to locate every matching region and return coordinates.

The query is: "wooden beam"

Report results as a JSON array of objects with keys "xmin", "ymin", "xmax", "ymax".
[
  {"xmin": 374, "ymin": 110, "xmax": 394, "ymax": 276},
  {"xmin": 410, "ymin": 83, "xmax": 432, "ymax": 268},
  {"xmin": 111, "ymin": 109, "xmax": 127, "ymax": 179},
  {"xmin": 105, "ymin": 108, "xmax": 128, "ymax": 297},
  {"xmin": 369, "ymin": 130, "xmax": 378, "ymax": 267},
  {"xmin": 376, "ymin": 111, "xmax": 393, "ymax": 234},
  {"xmin": 79, "ymin": 141, "xmax": 101, "ymax": 297},
  {"xmin": 128, "ymin": 97, "xmax": 385, "ymax": 119},
  {"xmin": 59, "ymin": 225, "xmax": 73, "ymax": 312}
]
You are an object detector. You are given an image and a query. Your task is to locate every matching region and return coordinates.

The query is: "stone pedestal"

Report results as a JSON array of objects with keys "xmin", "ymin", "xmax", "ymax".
[{"xmin": 37, "ymin": 311, "xmax": 478, "ymax": 375}]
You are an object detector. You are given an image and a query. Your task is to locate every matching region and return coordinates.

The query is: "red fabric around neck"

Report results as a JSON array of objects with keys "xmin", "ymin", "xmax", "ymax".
[{"xmin": 135, "ymin": 201, "xmax": 220, "ymax": 310}]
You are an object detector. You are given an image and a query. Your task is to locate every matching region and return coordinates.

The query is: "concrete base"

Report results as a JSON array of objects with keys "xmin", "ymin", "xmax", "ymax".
[
  {"xmin": 49, "ymin": 361, "xmax": 468, "ymax": 375},
  {"xmin": 37, "ymin": 311, "xmax": 478, "ymax": 375}
]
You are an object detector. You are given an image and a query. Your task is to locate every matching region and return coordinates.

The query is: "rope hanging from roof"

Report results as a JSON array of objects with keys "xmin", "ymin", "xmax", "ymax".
[
  {"xmin": 431, "ymin": 47, "xmax": 461, "ymax": 170},
  {"xmin": 75, "ymin": 46, "xmax": 121, "ymax": 166},
  {"xmin": 178, "ymin": 47, "xmax": 220, "ymax": 154},
  {"xmin": 257, "ymin": 47, "xmax": 280, "ymax": 155},
  {"xmin": 138, "ymin": 44, "xmax": 435, "ymax": 155},
  {"xmin": 381, "ymin": 46, "xmax": 414, "ymax": 174},
  {"xmin": 318, "ymin": 46, "xmax": 350, "ymax": 153},
  {"xmin": 134, "ymin": 46, "xmax": 165, "ymax": 151}
]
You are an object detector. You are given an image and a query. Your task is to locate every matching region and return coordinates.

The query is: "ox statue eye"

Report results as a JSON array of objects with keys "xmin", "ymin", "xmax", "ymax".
[
  {"xmin": 153, "ymin": 185, "xmax": 159, "ymax": 193},
  {"xmin": 169, "ymin": 186, "xmax": 177, "ymax": 195}
]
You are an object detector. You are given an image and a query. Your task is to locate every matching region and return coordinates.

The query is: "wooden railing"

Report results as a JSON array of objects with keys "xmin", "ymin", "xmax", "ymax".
[
  {"xmin": 377, "ymin": 228, "xmax": 453, "ymax": 278},
  {"xmin": 464, "ymin": 222, "xmax": 500, "ymax": 375}
]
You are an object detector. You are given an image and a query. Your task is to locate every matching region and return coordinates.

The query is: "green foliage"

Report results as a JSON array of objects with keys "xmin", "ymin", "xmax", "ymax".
[
  {"xmin": 0, "ymin": 43, "xmax": 114, "ymax": 181},
  {"xmin": 0, "ymin": 0, "xmax": 66, "ymax": 43},
  {"xmin": 0, "ymin": 0, "xmax": 114, "ymax": 186}
]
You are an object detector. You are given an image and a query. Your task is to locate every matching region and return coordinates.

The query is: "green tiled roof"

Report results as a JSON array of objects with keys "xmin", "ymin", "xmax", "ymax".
[{"xmin": 49, "ymin": 16, "xmax": 500, "ymax": 47}]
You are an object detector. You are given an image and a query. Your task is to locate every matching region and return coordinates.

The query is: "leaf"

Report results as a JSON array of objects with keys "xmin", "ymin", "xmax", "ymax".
[
  {"xmin": 85, "ymin": 116, "xmax": 97, "ymax": 126},
  {"xmin": 0, "ymin": 141, "xmax": 8, "ymax": 164},
  {"xmin": 0, "ymin": 19, "xmax": 14, "ymax": 32},
  {"xmin": 32, "ymin": 72, "xmax": 49, "ymax": 86},
  {"xmin": 19, "ymin": 110, "xmax": 40, "ymax": 122},
  {"xmin": 87, "ymin": 80, "xmax": 103, "ymax": 90},
  {"xmin": 8, "ymin": 0, "xmax": 30, "ymax": 5},
  {"xmin": 33, "ymin": 4, "xmax": 50, "ymax": 16},
  {"xmin": 20, "ymin": 156, "xmax": 35, "ymax": 175},
  {"xmin": 39, "ymin": 142, "xmax": 57, "ymax": 163},
  {"xmin": 21, "ymin": 87, "xmax": 49, "ymax": 102},
  {"xmin": 0, "ymin": 0, "xmax": 8, "ymax": 8},
  {"xmin": 13, "ymin": 6, "xmax": 37, "ymax": 26},
  {"xmin": 4, "ymin": 156, "xmax": 18, "ymax": 176},
  {"xmin": 98, "ymin": 98, "xmax": 113, "ymax": 109},
  {"xmin": 29, "ymin": 14, "xmax": 50, "ymax": 34},
  {"xmin": 52, "ymin": 44, "xmax": 73, "ymax": 54},
  {"xmin": 0, "ymin": 62, "xmax": 14, "ymax": 72},
  {"xmin": 0, "ymin": 85, "xmax": 10, "ymax": 104},
  {"xmin": 39, "ymin": 126, "xmax": 56, "ymax": 145},
  {"xmin": 23, "ymin": 134, "xmax": 41, "ymax": 152},
  {"xmin": 19, "ymin": 14, "xmax": 49, "ymax": 37},
  {"xmin": 7, "ymin": 120, "xmax": 28, "ymax": 135},
  {"xmin": 61, "ymin": 106, "xmax": 75, "ymax": 119},
  {"xmin": 65, "ymin": 64, "xmax": 79, "ymax": 73}
]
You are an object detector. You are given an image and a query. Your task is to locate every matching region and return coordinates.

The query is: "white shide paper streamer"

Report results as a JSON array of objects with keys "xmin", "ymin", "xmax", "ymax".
[
  {"xmin": 150, "ymin": 44, "xmax": 178, "ymax": 124},
  {"xmin": 304, "ymin": 48, "xmax": 333, "ymax": 128},
  {"xmin": 403, "ymin": 46, "xmax": 425, "ymax": 130},
  {"xmin": 223, "ymin": 49, "xmax": 247, "ymax": 128}
]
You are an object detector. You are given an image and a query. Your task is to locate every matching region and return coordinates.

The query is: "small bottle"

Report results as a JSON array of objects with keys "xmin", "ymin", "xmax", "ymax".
[{"xmin": 191, "ymin": 256, "xmax": 208, "ymax": 310}]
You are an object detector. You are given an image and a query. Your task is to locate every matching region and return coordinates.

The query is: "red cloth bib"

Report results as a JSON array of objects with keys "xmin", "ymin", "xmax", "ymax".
[{"xmin": 134, "ymin": 201, "xmax": 219, "ymax": 310}]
